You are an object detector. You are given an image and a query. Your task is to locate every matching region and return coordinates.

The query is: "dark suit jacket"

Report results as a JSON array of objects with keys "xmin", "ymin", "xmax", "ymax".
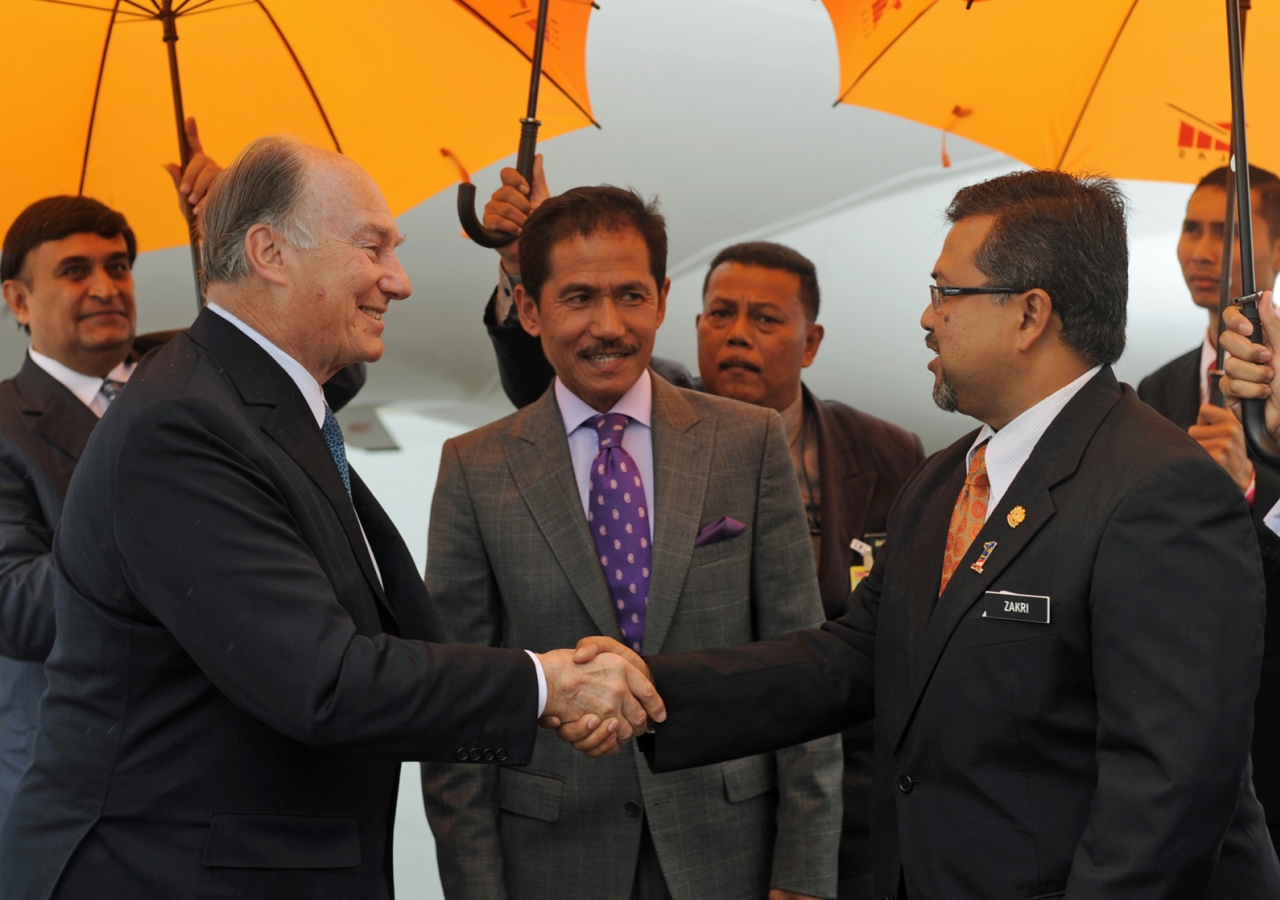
[
  {"xmin": 0, "ymin": 338, "xmax": 365, "ymax": 822},
  {"xmin": 639, "ymin": 368, "xmax": 1280, "ymax": 899},
  {"xmin": 0, "ymin": 309, "xmax": 539, "ymax": 900},
  {"xmin": 1139, "ymin": 348, "xmax": 1280, "ymax": 832},
  {"xmin": 484, "ymin": 297, "xmax": 925, "ymax": 882}
]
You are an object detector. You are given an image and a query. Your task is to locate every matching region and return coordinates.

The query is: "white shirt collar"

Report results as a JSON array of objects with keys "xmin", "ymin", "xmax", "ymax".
[
  {"xmin": 27, "ymin": 347, "xmax": 133, "ymax": 413},
  {"xmin": 967, "ymin": 365, "xmax": 1103, "ymax": 519},
  {"xmin": 207, "ymin": 303, "xmax": 327, "ymax": 428},
  {"xmin": 555, "ymin": 368, "xmax": 653, "ymax": 435}
]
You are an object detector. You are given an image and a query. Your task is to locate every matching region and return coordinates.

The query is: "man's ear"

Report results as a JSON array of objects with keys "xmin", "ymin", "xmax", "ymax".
[
  {"xmin": 244, "ymin": 224, "xmax": 289, "ymax": 287},
  {"xmin": 1015, "ymin": 288, "xmax": 1057, "ymax": 352},
  {"xmin": 514, "ymin": 284, "xmax": 541, "ymax": 337},
  {"xmin": 654, "ymin": 277, "xmax": 670, "ymax": 330},
  {"xmin": 1, "ymin": 279, "xmax": 31, "ymax": 328},
  {"xmin": 802, "ymin": 322, "xmax": 825, "ymax": 368}
]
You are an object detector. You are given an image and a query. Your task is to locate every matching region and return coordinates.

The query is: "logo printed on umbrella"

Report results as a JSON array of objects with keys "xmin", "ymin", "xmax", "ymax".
[{"xmin": 1169, "ymin": 104, "xmax": 1231, "ymax": 163}]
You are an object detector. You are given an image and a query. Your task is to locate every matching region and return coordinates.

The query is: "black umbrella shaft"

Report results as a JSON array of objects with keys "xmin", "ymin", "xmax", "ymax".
[
  {"xmin": 1227, "ymin": 0, "xmax": 1254, "ymax": 297},
  {"xmin": 1214, "ymin": 2, "xmax": 1249, "ymax": 400},
  {"xmin": 161, "ymin": 1, "xmax": 202, "ymax": 310},
  {"xmin": 525, "ymin": 0, "xmax": 552, "ymax": 122},
  {"xmin": 515, "ymin": 0, "xmax": 552, "ymax": 181}
]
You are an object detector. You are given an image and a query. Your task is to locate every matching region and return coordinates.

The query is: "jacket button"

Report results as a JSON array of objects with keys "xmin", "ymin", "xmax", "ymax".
[
  {"xmin": 468, "ymin": 748, "xmax": 482, "ymax": 762},
  {"xmin": 482, "ymin": 748, "xmax": 495, "ymax": 762},
  {"xmin": 898, "ymin": 774, "xmax": 913, "ymax": 794},
  {"xmin": 625, "ymin": 800, "xmax": 641, "ymax": 817},
  {"xmin": 455, "ymin": 748, "xmax": 468, "ymax": 762},
  {"xmin": 495, "ymin": 748, "xmax": 508, "ymax": 762}
]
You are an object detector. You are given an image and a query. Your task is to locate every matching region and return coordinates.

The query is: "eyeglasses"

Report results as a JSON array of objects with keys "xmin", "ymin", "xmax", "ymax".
[{"xmin": 929, "ymin": 284, "xmax": 1025, "ymax": 311}]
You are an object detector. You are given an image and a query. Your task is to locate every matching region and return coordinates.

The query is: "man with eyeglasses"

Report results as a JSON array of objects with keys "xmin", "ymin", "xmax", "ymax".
[{"xmin": 560, "ymin": 169, "xmax": 1280, "ymax": 899}]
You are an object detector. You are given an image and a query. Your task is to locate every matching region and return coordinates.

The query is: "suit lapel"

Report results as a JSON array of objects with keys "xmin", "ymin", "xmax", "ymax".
[
  {"xmin": 187, "ymin": 310, "xmax": 396, "ymax": 630},
  {"xmin": 642, "ymin": 378, "xmax": 711, "ymax": 656},
  {"xmin": 1164, "ymin": 347, "xmax": 1202, "ymax": 430},
  {"xmin": 15, "ymin": 356, "xmax": 99, "ymax": 470},
  {"xmin": 888, "ymin": 368, "xmax": 1125, "ymax": 752},
  {"xmin": 504, "ymin": 390, "xmax": 621, "ymax": 639},
  {"xmin": 810, "ymin": 387, "xmax": 876, "ymax": 602}
]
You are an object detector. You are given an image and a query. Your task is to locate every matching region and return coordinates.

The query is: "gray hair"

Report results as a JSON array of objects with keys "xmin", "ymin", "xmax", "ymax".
[{"xmin": 198, "ymin": 135, "xmax": 320, "ymax": 286}]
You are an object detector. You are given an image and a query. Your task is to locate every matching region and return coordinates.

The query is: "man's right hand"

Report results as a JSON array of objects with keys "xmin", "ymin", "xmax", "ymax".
[
  {"xmin": 1221, "ymin": 293, "xmax": 1280, "ymax": 442},
  {"xmin": 483, "ymin": 154, "xmax": 550, "ymax": 275},
  {"xmin": 164, "ymin": 116, "xmax": 222, "ymax": 221},
  {"xmin": 537, "ymin": 642, "xmax": 665, "ymax": 758}
]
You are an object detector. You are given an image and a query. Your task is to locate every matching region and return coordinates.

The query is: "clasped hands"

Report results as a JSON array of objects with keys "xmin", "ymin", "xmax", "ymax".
[{"xmin": 537, "ymin": 637, "xmax": 664, "ymax": 758}]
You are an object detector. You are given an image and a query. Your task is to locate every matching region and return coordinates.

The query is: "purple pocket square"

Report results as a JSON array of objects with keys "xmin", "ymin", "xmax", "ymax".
[{"xmin": 694, "ymin": 516, "xmax": 746, "ymax": 548}]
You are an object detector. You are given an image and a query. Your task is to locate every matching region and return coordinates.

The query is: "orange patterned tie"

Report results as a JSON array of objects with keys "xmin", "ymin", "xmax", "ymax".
[{"xmin": 940, "ymin": 441, "xmax": 990, "ymax": 595}]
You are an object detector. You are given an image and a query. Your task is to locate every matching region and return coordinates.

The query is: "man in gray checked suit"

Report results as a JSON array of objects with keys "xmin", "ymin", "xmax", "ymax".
[{"xmin": 422, "ymin": 186, "xmax": 842, "ymax": 900}]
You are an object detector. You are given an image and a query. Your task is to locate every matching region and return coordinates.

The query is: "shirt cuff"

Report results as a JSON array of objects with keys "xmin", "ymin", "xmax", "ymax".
[
  {"xmin": 1263, "ymin": 495, "xmax": 1280, "ymax": 538},
  {"xmin": 494, "ymin": 262, "xmax": 521, "ymax": 327},
  {"xmin": 1245, "ymin": 467, "xmax": 1257, "ymax": 509},
  {"xmin": 524, "ymin": 649, "xmax": 547, "ymax": 718}
]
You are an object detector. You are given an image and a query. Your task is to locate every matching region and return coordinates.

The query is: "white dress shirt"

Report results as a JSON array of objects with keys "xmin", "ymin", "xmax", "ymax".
[
  {"xmin": 28, "ymin": 348, "xmax": 133, "ymax": 418},
  {"xmin": 556, "ymin": 369, "xmax": 656, "ymax": 541},
  {"xmin": 965, "ymin": 366, "xmax": 1103, "ymax": 521},
  {"xmin": 207, "ymin": 304, "xmax": 552, "ymax": 713}
]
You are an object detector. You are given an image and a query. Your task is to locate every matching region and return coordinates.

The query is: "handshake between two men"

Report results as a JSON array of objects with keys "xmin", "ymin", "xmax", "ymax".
[{"xmin": 538, "ymin": 637, "xmax": 662, "ymax": 758}]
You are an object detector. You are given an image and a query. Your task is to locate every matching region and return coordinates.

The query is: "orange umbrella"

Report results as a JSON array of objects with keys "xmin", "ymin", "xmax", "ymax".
[
  {"xmin": 0, "ymin": 0, "xmax": 596, "ymax": 260},
  {"xmin": 820, "ymin": 0, "xmax": 1280, "ymax": 182}
]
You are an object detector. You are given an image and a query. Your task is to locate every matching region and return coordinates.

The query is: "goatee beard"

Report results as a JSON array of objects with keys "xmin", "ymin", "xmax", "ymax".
[{"xmin": 933, "ymin": 374, "xmax": 959, "ymax": 412}]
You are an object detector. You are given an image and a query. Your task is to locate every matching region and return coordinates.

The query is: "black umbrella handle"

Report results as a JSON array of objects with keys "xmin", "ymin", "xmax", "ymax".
[{"xmin": 456, "ymin": 118, "xmax": 541, "ymax": 249}]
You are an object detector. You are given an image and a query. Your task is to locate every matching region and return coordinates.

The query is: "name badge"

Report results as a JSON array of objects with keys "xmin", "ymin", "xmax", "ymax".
[{"xmin": 982, "ymin": 590, "xmax": 1050, "ymax": 624}]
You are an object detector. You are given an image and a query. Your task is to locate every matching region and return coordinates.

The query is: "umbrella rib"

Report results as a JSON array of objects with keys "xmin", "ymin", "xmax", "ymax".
[
  {"xmin": 175, "ymin": 0, "xmax": 255, "ymax": 17},
  {"xmin": 452, "ymin": 0, "xmax": 600, "ymax": 128},
  {"xmin": 27, "ymin": 0, "xmax": 139, "ymax": 14},
  {"xmin": 1054, "ymin": 0, "xmax": 1142, "ymax": 171},
  {"xmin": 253, "ymin": 0, "xmax": 343, "ymax": 153},
  {"xmin": 79, "ymin": 0, "xmax": 122, "ymax": 195},
  {"xmin": 834, "ymin": 0, "xmax": 943, "ymax": 107}
]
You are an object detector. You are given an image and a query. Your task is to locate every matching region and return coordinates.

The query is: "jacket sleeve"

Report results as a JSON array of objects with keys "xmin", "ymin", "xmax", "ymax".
[
  {"xmin": 108, "ymin": 398, "xmax": 538, "ymax": 762},
  {"xmin": 750, "ymin": 413, "xmax": 843, "ymax": 899},
  {"xmin": 485, "ymin": 289, "xmax": 556, "ymax": 410},
  {"xmin": 419, "ymin": 438, "xmax": 510, "ymax": 900},
  {"xmin": 0, "ymin": 456, "xmax": 57, "ymax": 661},
  {"xmin": 1066, "ymin": 456, "xmax": 1265, "ymax": 897}
]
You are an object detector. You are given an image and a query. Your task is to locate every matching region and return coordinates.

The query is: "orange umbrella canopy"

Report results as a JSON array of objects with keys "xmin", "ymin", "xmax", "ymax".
[
  {"xmin": 0, "ymin": 0, "xmax": 596, "ymax": 252},
  {"xmin": 822, "ymin": 0, "xmax": 1280, "ymax": 182}
]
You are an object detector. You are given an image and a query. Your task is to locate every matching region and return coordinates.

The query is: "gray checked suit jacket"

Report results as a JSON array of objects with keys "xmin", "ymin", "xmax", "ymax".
[{"xmin": 422, "ymin": 374, "xmax": 842, "ymax": 900}]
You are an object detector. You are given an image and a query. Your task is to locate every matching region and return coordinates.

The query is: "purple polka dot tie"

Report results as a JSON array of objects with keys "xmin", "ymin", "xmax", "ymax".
[{"xmin": 588, "ymin": 413, "xmax": 651, "ymax": 653}]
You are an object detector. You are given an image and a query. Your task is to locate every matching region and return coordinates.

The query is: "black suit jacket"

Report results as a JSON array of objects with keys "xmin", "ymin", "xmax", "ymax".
[
  {"xmin": 0, "ymin": 310, "xmax": 539, "ymax": 900},
  {"xmin": 640, "ymin": 369, "xmax": 1280, "ymax": 899},
  {"xmin": 484, "ymin": 296, "xmax": 924, "ymax": 883},
  {"xmin": 1139, "ymin": 348, "xmax": 1280, "ymax": 830}
]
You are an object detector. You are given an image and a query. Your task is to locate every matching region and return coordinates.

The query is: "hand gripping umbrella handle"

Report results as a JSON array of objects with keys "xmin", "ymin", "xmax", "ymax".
[
  {"xmin": 456, "ymin": 118, "xmax": 540, "ymax": 248},
  {"xmin": 1237, "ymin": 295, "xmax": 1280, "ymax": 468}
]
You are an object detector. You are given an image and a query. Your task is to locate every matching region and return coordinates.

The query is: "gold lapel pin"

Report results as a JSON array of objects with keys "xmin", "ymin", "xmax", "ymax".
[
  {"xmin": 1007, "ymin": 506, "xmax": 1026, "ymax": 528},
  {"xmin": 970, "ymin": 541, "xmax": 997, "ymax": 573}
]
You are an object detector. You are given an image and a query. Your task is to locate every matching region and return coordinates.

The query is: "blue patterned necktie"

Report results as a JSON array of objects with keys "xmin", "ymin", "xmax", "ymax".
[
  {"xmin": 321, "ymin": 404, "xmax": 351, "ymax": 497},
  {"xmin": 587, "ymin": 413, "xmax": 651, "ymax": 653}
]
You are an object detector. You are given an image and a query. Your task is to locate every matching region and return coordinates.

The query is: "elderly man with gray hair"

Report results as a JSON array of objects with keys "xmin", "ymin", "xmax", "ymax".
[{"xmin": 0, "ymin": 137, "xmax": 663, "ymax": 900}]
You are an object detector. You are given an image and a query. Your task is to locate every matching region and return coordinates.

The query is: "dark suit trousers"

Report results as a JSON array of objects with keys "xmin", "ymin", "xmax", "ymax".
[{"xmin": 632, "ymin": 819, "xmax": 673, "ymax": 900}]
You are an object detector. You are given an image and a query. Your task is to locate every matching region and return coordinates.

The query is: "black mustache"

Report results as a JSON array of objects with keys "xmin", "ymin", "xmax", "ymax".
[
  {"xmin": 719, "ymin": 356, "xmax": 761, "ymax": 373},
  {"xmin": 578, "ymin": 342, "xmax": 639, "ymax": 358},
  {"xmin": 925, "ymin": 332, "xmax": 939, "ymax": 354}
]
